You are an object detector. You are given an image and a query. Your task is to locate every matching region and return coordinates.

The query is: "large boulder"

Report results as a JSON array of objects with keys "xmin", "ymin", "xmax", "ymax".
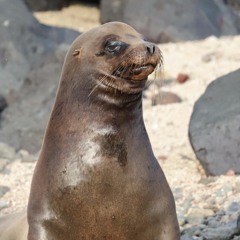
[
  {"xmin": 24, "ymin": 0, "xmax": 100, "ymax": 11},
  {"xmin": 0, "ymin": 0, "xmax": 79, "ymax": 97},
  {"xmin": 189, "ymin": 69, "xmax": 240, "ymax": 176},
  {"xmin": 24, "ymin": 0, "xmax": 66, "ymax": 11},
  {"xmin": 0, "ymin": 46, "xmax": 67, "ymax": 153},
  {"xmin": 0, "ymin": 0, "xmax": 80, "ymax": 153},
  {"xmin": 100, "ymin": 0, "xmax": 240, "ymax": 42}
]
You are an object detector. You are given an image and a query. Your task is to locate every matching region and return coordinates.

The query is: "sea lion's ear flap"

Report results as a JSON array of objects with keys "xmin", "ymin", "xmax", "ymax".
[{"xmin": 73, "ymin": 48, "xmax": 81, "ymax": 58}]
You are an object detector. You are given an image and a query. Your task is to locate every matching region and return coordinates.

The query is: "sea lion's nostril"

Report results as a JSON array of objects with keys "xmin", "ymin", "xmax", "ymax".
[{"xmin": 146, "ymin": 43, "xmax": 155, "ymax": 55}]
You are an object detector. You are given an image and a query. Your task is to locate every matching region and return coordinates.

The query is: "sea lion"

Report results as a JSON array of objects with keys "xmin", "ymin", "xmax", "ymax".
[{"xmin": 0, "ymin": 21, "xmax": 180, "ymax": 240}]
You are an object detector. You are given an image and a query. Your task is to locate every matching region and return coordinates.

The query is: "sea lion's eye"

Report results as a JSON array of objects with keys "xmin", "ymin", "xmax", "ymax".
[{"xmin": 105, "ymin": 41, "xmax": 122, "ymax": 54}]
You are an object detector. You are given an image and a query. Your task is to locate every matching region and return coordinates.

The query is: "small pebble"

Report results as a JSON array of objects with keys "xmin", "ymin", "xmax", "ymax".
[
  {"xmin": 0, "ymin": 142, "xmax": 16, "ymax": 160},
  {"xmin": 176, "ymin": 73, "xmax": 189, "ymax": 84},
  {"xmin": 0, "ymin": 186, "xmax": 10, "ymax": 198},
  {"xmin": 0, "ymin": 201, "xmax": 9, "ymax": 210}
]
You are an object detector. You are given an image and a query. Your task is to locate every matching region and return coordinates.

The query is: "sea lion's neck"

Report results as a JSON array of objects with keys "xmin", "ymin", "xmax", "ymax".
[
  {"xmin": 48, "ymin": 83, "xmax": 144, "ymax": 134},
  {"xmin": 91, "ymin": 89, "xmax": 143, "ymax": 113}
]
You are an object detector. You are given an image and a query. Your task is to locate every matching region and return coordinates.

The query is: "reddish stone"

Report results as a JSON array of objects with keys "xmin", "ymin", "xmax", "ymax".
[
  {"xmin": 177, "ymin": 73, "xmax": 189, "ymax": 84},
  {"xmin": 225, "ymin": 169, "xmax": 235, "ymax": 176},
  {"xmin": 157, "ymin": 155, "xmax": 167, "ymax": 161}
]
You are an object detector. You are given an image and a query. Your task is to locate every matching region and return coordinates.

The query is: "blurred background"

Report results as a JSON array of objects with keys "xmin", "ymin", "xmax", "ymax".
[{"xmin": 0, "ymin": 1, "xmax": 240, "ymax": 239}]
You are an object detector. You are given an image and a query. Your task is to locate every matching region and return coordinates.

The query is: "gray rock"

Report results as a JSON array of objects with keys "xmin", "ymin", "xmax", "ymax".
[
  {"xmin": 181, "ymin": 233, "xmax": 194, "ymax": 240},
  {"xmin": 173, "ymin": 187, "xmax": 183, "ymax": 200},
  {"xmin": 189, "ymin": 69, "xmax": 240, "ymax": 176},
  {"xmin": 0, "ymin": 0, "xmax": 79, "ymax": 97},
  {"xmin": 0, "ymin": 186, "xmax": 10, "ymax": 198},
  {"xmin": 199, "ymin": 177, "xmax": 217, "ymax": 185},
  {"xmin": 186, "ymin": 208, "xmax": 214, "ymax": 225},
  {"xmin": 0, "ymin": 142, "xmax": 16, "ymax": 171},
  {"xmin": 0, "ymin": 142, "xmax": 16, "ymax": 160},
  {"xmin": 0, "ymin": 95, "xmax": 7, "ymax": 113},
  {"xmin": 100, "ymin": 0, "xmax": 240, "ymax": 43},
  {"xmin": 182, "ymin": 225, "xmax": 204, "ymax": 239},
  {"xmin": 18, "ymin": 149, "xmax": 38, "ymax": 162},
  {"xmin": 24, "ymin": 0, "xmax": 66, "ymax": 11},
  {"xmin": 201, "ymin": 212, "xmax": 240, "ymax": 239},
  {"xmin": 207, "ymin": 217, "xmax": 220, "ymax": 228},
  {"xmin": 233, "ymin": 180, "xmax": 240, "ymax": 193},
  {"xmin": 0, "ymin": 201, "xmax": 9, "ymax": 210},
  {"xmin": 182, "ymin": 197, "xmax": 194, "ymax": 214},
  {"xmin": 202, "ymin": 218, "xmax": 240, "ymax": 240},
  {"xmin": 215, "ymin": 184, "xmax": 233, "ymax": 197},
  {"xmin": 0, "ymin": 49, "xmax": 65, "ymax": 153},
  {"xmin": 0, "ymin": 158, "xmax": 9, "ymax": 172},
  {"xmin": 0, "ymin": 0, "xmax": 80, "ymax": 153},
  {"xmin": 227, "ymin": 202, "xmax": 240, "ymax": 213},
  {"xmin": 178, "ymin": 216, "xmax": 186, "ymax": 227}
]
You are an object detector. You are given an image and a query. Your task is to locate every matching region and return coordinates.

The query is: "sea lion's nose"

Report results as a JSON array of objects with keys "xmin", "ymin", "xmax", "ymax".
[{"xmin": 145, "ymin": 43, "xmax": 155, "ymax": 55}]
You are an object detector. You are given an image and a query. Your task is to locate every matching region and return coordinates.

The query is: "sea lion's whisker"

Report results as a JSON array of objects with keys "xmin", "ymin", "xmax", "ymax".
[
  {"xmin": 113, "ymin": 54, "xmax": 133, "ymax": 77},
  {"xmin": 139, "ymin": 51, "xmax": 144, "ymax": 67},
  {"xmin": 88, "ymin": 75, "xmax": 108, "ymax": 97},
  {"xmin": 150, "ymin": 56, "xmax": 164, "ymax": 104}
]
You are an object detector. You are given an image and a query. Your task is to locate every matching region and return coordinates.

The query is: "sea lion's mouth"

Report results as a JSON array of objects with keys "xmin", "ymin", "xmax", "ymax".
[
  {"xmin": 94, "ymin": 61, "xmax": 159, "ymax": 94},
  {"xmin": 113, "ymin": 63, "xmax": 156, "ymax": 81},
  {"xmin": 94, "ymin": 66, "xmax": 152, "ymax": 95},
  {"xmin": 130, "ymin": 64, "xmax": 155, "ymax": 76}
]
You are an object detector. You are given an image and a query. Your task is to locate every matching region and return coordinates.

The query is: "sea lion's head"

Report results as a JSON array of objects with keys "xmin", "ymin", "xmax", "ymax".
[{"xmin": 61, "ymin": 22, "xmax": 162, "ymax": 96}]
